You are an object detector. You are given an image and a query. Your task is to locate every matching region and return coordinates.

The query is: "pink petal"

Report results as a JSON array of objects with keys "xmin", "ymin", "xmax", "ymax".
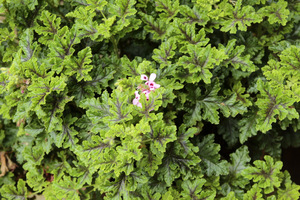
[
  {"xmin": 137, "ymin": 102, "xmax": 142, "ymax": 108},
  {"xmin": 154, "ymin": 83, "xmax": 160, "ymax": 89},
  {"xmin": 142, "ymin": 89, "xmax": 150, "ymax": 94},
  {"xmin": 149, "ymin": 73, "xmax": 156, "ymax": 81},
  {"xmin": 142, "ymin": 90, "xmax": 150, "ymax": 100},
  {"xmin": 134, "ymin": 91, "xmax": 140, "ymax": 99},
  {"xmin": 148, "ymin": 81, "xmax": 155, "ymax": 87},
  {"xmin": 133, "ymin": 98, "xmax": 140, "ymax": 105},
  {"xmin": 141, "ymin": 75, "xmax": 148, "ymax": 81}
]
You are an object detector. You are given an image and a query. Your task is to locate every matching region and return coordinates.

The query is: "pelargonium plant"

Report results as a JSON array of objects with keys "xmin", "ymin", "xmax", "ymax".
[{"xmin": 0, "ymin": 0, "xmax": 300, "ymax": 199}]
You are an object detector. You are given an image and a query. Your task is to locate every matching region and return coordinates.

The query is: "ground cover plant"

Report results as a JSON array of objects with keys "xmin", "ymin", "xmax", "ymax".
[{"xmin": 0, "ymin": 0, "xmax": 300, "ymax": 199}]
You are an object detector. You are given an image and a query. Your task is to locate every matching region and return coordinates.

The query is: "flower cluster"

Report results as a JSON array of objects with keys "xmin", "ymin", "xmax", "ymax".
[{"xmin": 133, "ymin": 73, "xmax": 160, "ymax": 108}]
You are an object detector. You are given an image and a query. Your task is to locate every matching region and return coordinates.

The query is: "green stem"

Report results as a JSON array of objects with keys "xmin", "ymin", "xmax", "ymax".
[
  {"xmin": 142, "ymin": 138, "xmax": 153, "ymax": 143},
  {"xmin": 111, "ymin": 37, "xmax": 120, "ymax": 57}
]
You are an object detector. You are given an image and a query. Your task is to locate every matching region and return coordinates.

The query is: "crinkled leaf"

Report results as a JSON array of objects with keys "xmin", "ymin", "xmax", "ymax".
[
  {"xmin": 220, "ymin": 2, "xmax": 262, "ymax": 33},
  {"xmin": 243, "ymin": 184, "xmax": 263, "ymax": 200},
  {"xmin": 278, "ymin": 183, "xmax": 300, "ymax": 200},
  {"xmin": 22, "ymin": 144, "xmax": 45, "ymax": 169},
  {"xmin": 181, "ymin": 178, "xmax": 216, "ymax": 200},
  {"xmin": 174, "ymin": 125, "xmax": 198, "ymax": 157},
  {"xmin": 196, "ymin": 134, "xmax": 229, "ymax": 176},
  {"xmin": 52, "ymin": 176, "xmax": 80, "ymax": 200},
  {"xmin": 255, "ymin": 79, "xmax": 299, "ymax": 133},
  {"xmin": 36, "ymin": 94, "xmax": 73, "ymax": 132},
  {"xmin": 140, "ymin": 12, "xmax": 170, "ymax": 40},
  {"xmin": 173, "ymin": 20, "xmax": 209, "ymax": 53},
  {"xmin": 152, "ymin": 39, "xmax": 176, "ymax": 68},
  {"xmin": 148, "ymin": 119, "xmax": 177, "ymax": 153},
  {"xmin": 238, "ymin": 112, "xmax": 257, "ymax": 144},
  {"xmin": 155, "ymin": 0, "xmax": 179, "ymax": 20},
  {"xmin": 258, "ymin": 0, "xmax": 290, "ymax": 25},
  {"xmin": 179, "ymin": 5, "xmax": 209, "ymax": 26},
  {"xmin": 178, "ymin": 45, "xmax": 214, "ymax": 84},
  {"xmin": 65, "ymin": 47, "xmax": 93, "ymax": 81},
  {"xmin": 27, "ymin": 76, "xmax": 66, "ymax": 108},
  {"xmin": 0, "ymin": 179, "xmax": 27, "ymax": 200},
  {"xmin": 220, "ymin": 39, "xmax": 256, "ymax": 72},
  {"xmin": 242, "ymin": 155, "xmax": 283, "ymax": 192},
  {"xmin": 35, "ymin": 10, "xmax": 61, "ymax": 44}
]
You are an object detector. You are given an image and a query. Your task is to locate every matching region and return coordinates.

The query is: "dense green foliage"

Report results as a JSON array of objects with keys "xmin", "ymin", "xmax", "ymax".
[{"xmin": 0, "ymin": 0, "xmax": 300, "ymax": 199}]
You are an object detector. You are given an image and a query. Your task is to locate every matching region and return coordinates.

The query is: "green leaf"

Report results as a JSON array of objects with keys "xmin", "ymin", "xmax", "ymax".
[
  {"xmin": 23, "ymin": 0, "xmax": 38, "ymax": 10},
  {"xmin": 22, "ymin": 144, "xmax": 45, "ymax": 169},
  {"xmin": 218, "ymin": 117, "xmax": 240, "ymax": 147},
  {"xmin": 97, "ymin": 171, "xmax": 147, "ymax": 200},
  {"xmin": 48, "ymin": 152, "xmax": 72, "ymax": 181},
  {"xmin": 148, "ymin": 119, "xmax": 177, "ymax": 153},
  {"xmin": 280, "ymin": 46, "xmax": 300, "ymax": 77},
  {"xmin": 86, "ymin": 0, "xmax": 108, "ymax": 11},
  {"xmin": 110, "ymin": 0, "xmax": 137, "ymax": 20},
  {"xmin": 79, "ymin": 92, "xmax": 111, "ymax": 127},
  {"xmin": 68, "ymin": 160, "xmax": 96, "ymax": 187},
  {"xmin": 54, "ymin": 114, "xmax": 79, "ymax": 149},
  {"xmin": 179, "ymin": 5, "xmax": 209, "ymax": 26},
  {"xmin": 115, "ymin": 138, "xmax": 143, "ymax": 176},
  {"xmin": 278, "ymin": 183, "xmax": 300, "ymax": 200},
  {"xmin": 220, "ymin": 39, "xmax": 256, "ymax": 73},
  {"xmin": 65, "ymin": 47, "xmax": 93, "ymax": 81},
  {"xmin": 196, "ymin": 134, "xmax": 229, "ymax": 176},
  {"xmin": 52, "ymin": 176, "xmax": 80, "ymax": 200},
  {"xmin": 152, "ymin": 39, "xmax": 177, "ymax": 68},
  {"xmin": 157, "ymin": 147, "xmax": 201, "ymax": 186},
  {"xmin": 178, "ymin": 44, "xmax": 215, "ymax": 84},
  {"xmin": 80, "ymin": 89, "xmax": 132, "ymax": 127},
  {"xmin": 35, "ymin": 10, "xmax": 61, "ymax": 44},
  {"xmin": 197, "ymin": 80, "xmax": 222, "ymax": 124},
  {"xmin": 19, "ymin": 28, "xmax": 37, "ymax": 62},
  {"xmin": 0, "ymin": 27, "xmax": 16, "ymax": 43},
  {"xmin": 242, "ymin": 155, "xmax": 283, "ymax": 193},
  {"xmin": 155, "ymin": 0, "xmax": 179, "ymax": 20},
  {"xmin": 181, "ymin": 178, "xmax": 216, "ymax": 200},
  {"xmin": 174, "ymin": 125, "xmax": 199, "ymax": 157},
  {"xmin": 140, "ymin": 12, "xmax": 170, "ymax": 40},
  {"xmin": 76, "ymin": 134, "xmax": 114, "ymax": 168},
  {"xmin": 221, "ymin": 191, "xmax": 238, "ymax": 200},
  {"xmin": 67, "ymin": 6, "xmax": 114, "ymax": 41},
  {"xmin": 24, "ymin": 57, "xmax": 50, "ymax": 79},
  {"xmin": 138, "ymin": 147, "xmax": 163, "ymax": 177},
  {"xmin": 27, "ymin": 76, "xmax": 67, "ymax": 108},
  {"xmin": 26, "ymin": 166, "xmax": 48, "ymax": 192},
  {"xmin": 258, "ymin": 0, "xmax": 290, "ymax": 25},
  {"xmin": 137, "ymin": 88, "xmax": 163, "ymax": 119},
  {"xmin": 173, "ymin": 21, "xmax": 209, "ymax": 53},
  {"xmin": 72, "ymin": 63, "xmax": 116, "ymax": 103},
  {"xmin": 105, "ymin": 89, "xmax": 133, "ymax": 125},
  {"xmin": 238, "ymin": 112, "xmax": 257, "ymax": 144},
  {"xmin": 243, "ymin": 184, "xmax": 263, "ymax": 200},
  {"xmin": 48, "ymin": 26, "xmax": 81, "ymax": 74},
  {"xmin": 220, "ymin": 1, "xmax": 262, "ymax": 33},
  {"xmin": 255, "ymin": 79, "xmax": 299, "ymax": 133},
  {"xmin": 36, "ymin": 94, "xmax": 74, "ymax": 133},
  {"xmin": 0, "ymin": 179, "xmax": 27, "ymax": 200},
  {"xmin": 227, "ymin": 146, "xmax": 251, "ymax": 187},
  {"xmin": 109, "ymin": 0, "xmax": 138, "ymax": 32}
]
